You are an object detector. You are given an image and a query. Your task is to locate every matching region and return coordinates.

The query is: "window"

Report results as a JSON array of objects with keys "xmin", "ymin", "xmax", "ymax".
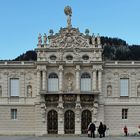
[
  {"xmin": 50, "ymin": 55, "xmax": 57, "ymax": 60},
  {"xmin": 66, "ymin": 55, "xmax": 73, "ymax": 60},
  {"xmin": 82, "ymin": 55, "xmax": 89, "ymax": 60},
  {"xmin": 81, "ymin": 73, "xmax": 91, "ymax": 91},
  {"xmin": 10, "ymin": 78, "xmax": 20, "ymax": 96},
  {"xmin": 122, "ymin": 108, "xmax": 128, "ymax": 119},
  {"xmin": 48, "ymin": 73, "xmax": 58, "ymax": 91},
  {"xmin": 11, "ymin": 109, "xmax": 17, "ymax": 120},
  {"xmin": 120, "ymin": 79, "xmax": 129, "ymax": 96}
]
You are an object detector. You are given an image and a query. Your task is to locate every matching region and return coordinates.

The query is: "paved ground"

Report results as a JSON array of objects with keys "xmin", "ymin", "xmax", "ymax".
[{"xmin": 0, "ymin": 136, "xmax": 139, "ymax": 140}]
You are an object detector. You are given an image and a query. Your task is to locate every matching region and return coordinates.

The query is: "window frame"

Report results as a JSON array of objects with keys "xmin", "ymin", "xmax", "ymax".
[
  {"xmin": 120, "ymin": 78, "xmax": 129, "ymax": 97},
  {"xmin": 10, "ymin": 78, "xmax": 20, "ymax": 97},
  {"xmin": 11, "ymin": 108, "xmax": 17, "ymax": 120},
  {"xmin": 122, "ymin": 108, "xmax": 128, "ymax": 119},
  {"xmin": 80, "ymin": 73, "xmax": 91, "ymax": 91},
  {"xmin": 48, "ymin": 73, "xmax": 59, "ymax": 92}
]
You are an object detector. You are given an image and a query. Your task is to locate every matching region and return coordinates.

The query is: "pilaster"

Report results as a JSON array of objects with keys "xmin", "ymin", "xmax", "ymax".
[
  {"xmin": 57, "ymin": 95, "xmax": 64, "ymax": 134},
  {"xmin": 75, "ymin": 94, "xmax": 81, "ymax": 134},
  {"xmin": 75, "ymin": 65, "xmax": 80, "ymax": 92},
  {"xmin": 92, "ymin": 69, "xmax": 97, "ymax": 91},
  {"xmin": 98, "ymin": 69, "xmax": 102, "ymax": 92},
  {"xmin": 58, "ymin": 65, "xmax": 64, "ymax": 92},
  {"xmin": 37, "ymin": 69, "xmax": 41, "ymax": 95},
  {"xmin": 42, "ymin": 69, "xmax": 47, "ymax": 91}
]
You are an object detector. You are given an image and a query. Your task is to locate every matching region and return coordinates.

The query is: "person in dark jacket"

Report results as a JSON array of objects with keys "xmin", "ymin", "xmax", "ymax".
[
  {"xmin": 103, "ymin": 124, "xmax": 107, "ymax": 137},
  {"xmin": 98, "ymin": 122, "xmax": 104, "ymax": 138},
  {"xmin": 89, "ymin": 122, "xmax": 96, "ymax": 138}
]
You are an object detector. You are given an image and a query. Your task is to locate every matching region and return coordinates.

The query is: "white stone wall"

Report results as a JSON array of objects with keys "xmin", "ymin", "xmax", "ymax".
[
  {"xmin": 104, "ymin": 105, "xmax": 140, "ymax": 135},
  {"xmin": 0, "ymin": 105, "xmax": 35, "ymax": 135},
  {"xmin": 103, "ymin": 63, "xmax": 140, "ymax": 135}
]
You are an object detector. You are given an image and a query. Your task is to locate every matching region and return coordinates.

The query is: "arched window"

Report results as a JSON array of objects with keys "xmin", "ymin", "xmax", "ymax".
[
  {"xmin": 81, "ymin": 73, "xmax": 91, "ymax": 91},
  {"xmin": 48, "ymin": 73, "xmax": 58, "ymax": 91}
]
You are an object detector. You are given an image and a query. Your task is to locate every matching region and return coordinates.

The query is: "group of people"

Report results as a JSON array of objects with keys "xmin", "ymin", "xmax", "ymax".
[{"xmin": 87, "ymin": 122, "xmax": 107, "ymax": 138}]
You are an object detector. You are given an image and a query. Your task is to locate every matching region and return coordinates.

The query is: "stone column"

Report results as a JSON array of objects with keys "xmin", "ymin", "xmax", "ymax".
[
  {"xmin": 58, "ymin": 65, "xmax": 63, "ymax": 92},
  {"xmin": 42, "ymin": 70, "xmax": 47, "ymax": 90},
  {"xmin": 75, "ymin": 94, "xmax": 81, "ymax": 134},
  {"xmin": 98, "ymin": 69, "xmax": 102, "ymax": 92},
  {"xmin": 92, "ymin": 69, "xmax": 97, "ymax": 91},
  {"xmin": 75, "ymin": 65, "xmax": 80, "ymax": 92},
  {"xmin": 57, "ymin": 94, "xmax": 64, "ymax": 134}
]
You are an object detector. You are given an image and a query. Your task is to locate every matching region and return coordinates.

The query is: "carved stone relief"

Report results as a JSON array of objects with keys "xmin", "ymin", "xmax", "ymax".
[
  {"xmin": 27, "ymin": 85, "xmax": 32, "ymax": 97},
  {"xmin": 48, "ymin": 28, "xmax": 90, "ymax": 48},
  {"xmin": 107, "ymin": 85, "xmax": 112, "ymax": 96},
  {"xmin": 64, "ymin": 72, "xmax": 74, "ymax": 92}
]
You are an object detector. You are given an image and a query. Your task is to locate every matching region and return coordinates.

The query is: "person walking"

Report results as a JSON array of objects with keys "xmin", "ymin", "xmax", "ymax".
[
  {"xmin": 123, "ymin": 125, "xmax": 128, "ymax": 136},
  {"xmin": 89, "ymin": 122, "xmax": 96, "ymax": 138},
  {"xmin": 98, "ymin": 122, "xmax": 104, "ymax": 138},
  {"xmin": 87, "ymin": 122, "xmax": 92, "ymax": 137}
]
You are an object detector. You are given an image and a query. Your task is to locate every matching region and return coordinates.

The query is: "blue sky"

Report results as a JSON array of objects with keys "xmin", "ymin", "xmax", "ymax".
[{"xmin": 0, "ymin": 0, "xmax": 140, "ymax": 60}]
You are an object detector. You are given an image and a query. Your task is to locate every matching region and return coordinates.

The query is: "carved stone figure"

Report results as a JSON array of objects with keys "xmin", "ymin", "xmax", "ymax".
[
  {"xmin": 73, "ymin": 48, "xmax": 80, "ymax": 60},
  {"xmin": 92, "ymin": 34, "xmax": 95, "ymax": 45},
  {"xmin": 38, "ymin": 33, "xmax": 42, "ymax": 45},
  {"xmin": 107, "ymin": 85, "xmax": 112, "ymax": 96},
  {"xmin": 97, "ymin": 33, "xmax": 101, "ymax": 45},
  {"xmin": 58, "ymin": 48, "xmax": 64, "ymax": 61},
  {"xmin": 67, "ymin": 77, "xmax": 72, "ymax": 91},
  {"xmin": 43, "ymin": 33, "xmax": 47, "ymax": 44},
  {"xmin": 64, "ymin": 6, "xmax": 72, "ymax": 28},
  {"xmin": 27, "ymin": 85, "xmax": 32, "ymax": 97}
]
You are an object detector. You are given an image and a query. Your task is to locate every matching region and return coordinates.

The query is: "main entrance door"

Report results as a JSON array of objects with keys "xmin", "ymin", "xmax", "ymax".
[
  {"xmin": 64, "ymin": 110, "xmax": 75, "ymax": 134},
  {"xmin": 81, "ymin": 110, "xmax": 92, "ymax": 134},
  {"xmin": 47, "ymin": 110, "xmax": 58, "ymax": 134}
]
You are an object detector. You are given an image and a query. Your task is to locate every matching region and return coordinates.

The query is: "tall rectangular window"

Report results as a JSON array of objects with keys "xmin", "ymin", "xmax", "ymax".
[
  {"xmin": 120, "ymin": 79, "xmax": 129, "ymax": 96},
  {"xmin": 10, "ymin": 78, "xmax": 19, "ymax": 96},
  {"xmin": 122, "ymin": 108, "xmax": 128, "ymax": 119},
  {"xmin": 48, "ymin": 79, "xmax": 58, "ymax": 91},
  {"xmin": 11, "ymin": 109, "xmax": 17, "ymax": 120},
  {"xmin": 81, "ymin": 79, "xmax": 91, "ymax": 91}
]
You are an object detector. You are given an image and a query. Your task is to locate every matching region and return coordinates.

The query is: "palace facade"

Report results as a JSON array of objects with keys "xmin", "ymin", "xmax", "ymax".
[{"xmin": 0, "ymin": 6, "xmax": 140, "ymax": 136}]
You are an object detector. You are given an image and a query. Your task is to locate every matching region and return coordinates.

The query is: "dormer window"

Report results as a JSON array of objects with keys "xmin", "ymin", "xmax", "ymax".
[
  {"xmin": 50, "ymin": 55, "xmax": 57, "ymax": 60},
  {"xmin": 82, "ymin": 55, "xmax": 89, "ymax": 60},
  {"xmin": 66, "ymin": 55, "xmax": 73, "ymax": 60}
]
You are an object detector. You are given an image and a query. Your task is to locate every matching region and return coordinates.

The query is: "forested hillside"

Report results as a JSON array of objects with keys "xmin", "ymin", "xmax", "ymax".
[{"xmin": 101, "ymin": 37, "xmax": 140, "ymax": 60}]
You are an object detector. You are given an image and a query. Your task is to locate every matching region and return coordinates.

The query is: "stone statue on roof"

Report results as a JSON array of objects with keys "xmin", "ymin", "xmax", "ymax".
[
  {"xmin": 64, "ymin": 6, "xmax": 72, "ymax": 28},
  {"xmin": 38, "ymin": 33, "xmax": 42, "ymax": 45},
  {"xmin": 43, "ymin": 33, "xmax": 47, "ymax": 44}
]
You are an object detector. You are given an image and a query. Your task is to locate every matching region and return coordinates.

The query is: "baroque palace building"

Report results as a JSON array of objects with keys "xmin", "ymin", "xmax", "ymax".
[{"xmin": 0, "ymin": 6, "xmax": 140, "ymax": 136}]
